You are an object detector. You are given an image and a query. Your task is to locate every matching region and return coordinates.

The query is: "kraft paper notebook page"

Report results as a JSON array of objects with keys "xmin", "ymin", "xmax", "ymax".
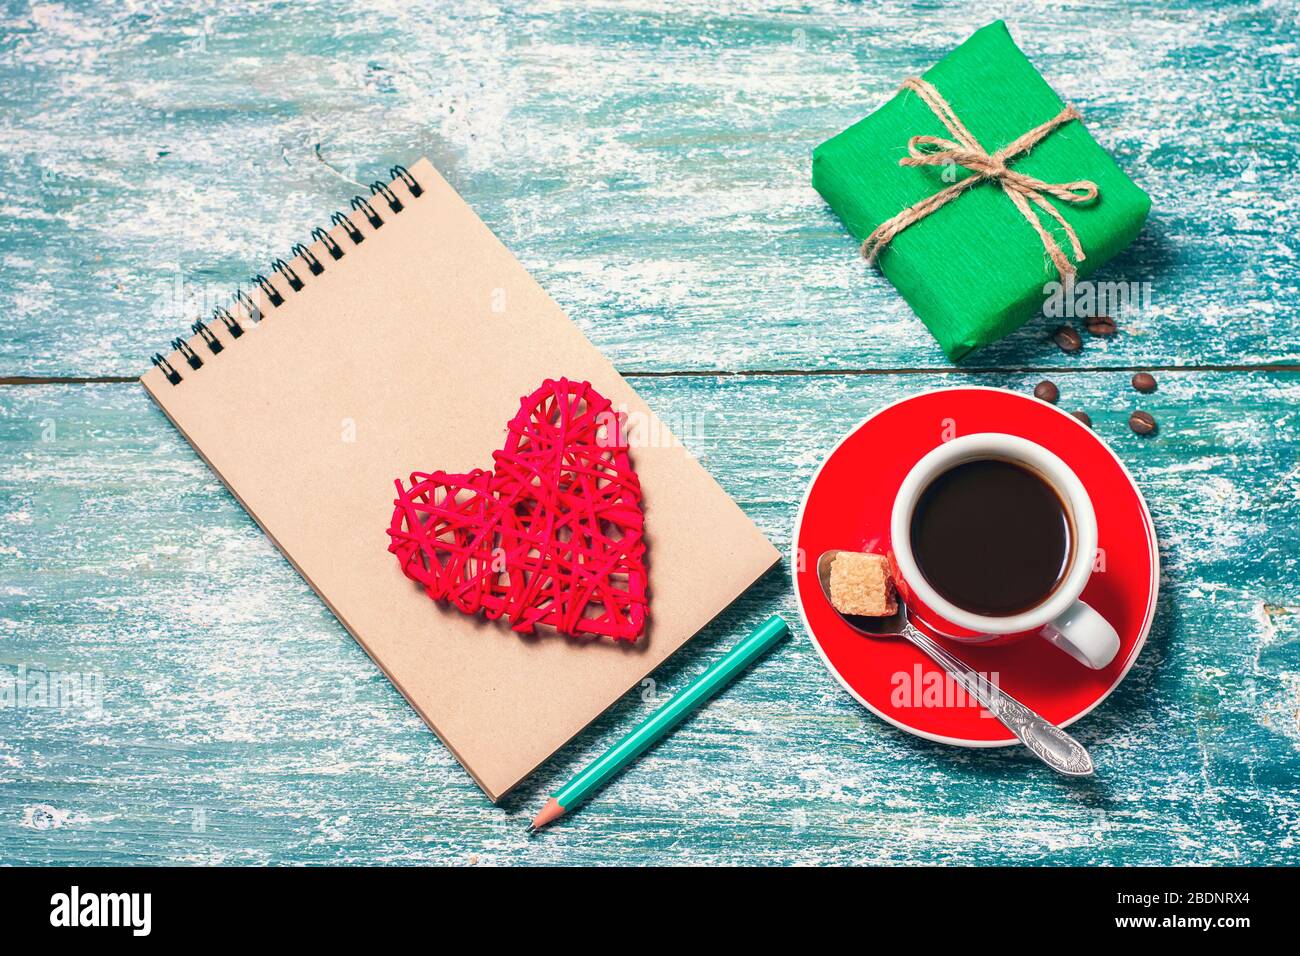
[{"xmin": 140, "ymin": 158, "xmax": 779, "ymax": 801}]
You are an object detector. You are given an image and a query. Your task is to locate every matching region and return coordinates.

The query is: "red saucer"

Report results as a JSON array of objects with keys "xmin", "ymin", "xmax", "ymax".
[{"xmin": 793, "ymin": 387, "xmax": 1158, "ymax": 745}]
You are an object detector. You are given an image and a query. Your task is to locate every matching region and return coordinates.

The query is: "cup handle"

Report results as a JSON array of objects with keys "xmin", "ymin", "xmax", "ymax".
[{"xmin": 1041, "ymin": 600, "xmax": 1120, "ymax": 670}]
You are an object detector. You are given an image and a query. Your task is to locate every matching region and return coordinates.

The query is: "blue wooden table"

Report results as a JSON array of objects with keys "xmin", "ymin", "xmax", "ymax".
[{"xmin": 1, "ymin": 0, "xmax": 1297, "ymax": 865}]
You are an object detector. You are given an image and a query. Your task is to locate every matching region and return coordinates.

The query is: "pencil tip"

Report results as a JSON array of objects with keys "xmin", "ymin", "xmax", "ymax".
[{"xmin": 529, "ymin": 798, "xmax": 566, "ymax": 832}]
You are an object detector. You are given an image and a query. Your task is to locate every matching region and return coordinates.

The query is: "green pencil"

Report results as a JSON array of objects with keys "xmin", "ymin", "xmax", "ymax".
[{"xmin": 528, "ymin": 613, "xmax": 789, "ymax": 831}]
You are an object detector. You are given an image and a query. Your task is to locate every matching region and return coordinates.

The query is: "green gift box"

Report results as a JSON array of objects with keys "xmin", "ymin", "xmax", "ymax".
[{"xmin": 812, "ymin": 21, "xmax": 1151, "ymax": 361}]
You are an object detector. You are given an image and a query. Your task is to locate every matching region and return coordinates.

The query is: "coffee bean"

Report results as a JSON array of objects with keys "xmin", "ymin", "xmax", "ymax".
[
  {"xmin": 1053, "ymin": 325, "xmax": 1082, "ymax": 352},
  {"xmin": 1071, "ymin": 410, "xmax": 1092, "ymax": 428},
  {"xmin": 1129, "ymin": 410, "xmax": 1157, "ymax": 435},
  {"xmin": 1034, "ymin": 380, "xmax": 1060, "ymax": 404},
  {"xmin": 1085, "ymin": 315, "xmax": 1117, "ymax": 336},
  {"xmin": 1132, "ymin": 372, "xmax": 1157, "ymax": 393}
]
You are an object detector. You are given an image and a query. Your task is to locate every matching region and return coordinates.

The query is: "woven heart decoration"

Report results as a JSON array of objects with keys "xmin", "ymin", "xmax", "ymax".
[{"xmin": 387, "ymin": 379, "xmax": 648, "ymax": 641}]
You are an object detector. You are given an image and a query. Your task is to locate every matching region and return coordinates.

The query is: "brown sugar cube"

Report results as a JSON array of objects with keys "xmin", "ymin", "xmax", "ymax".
[{"xmin": 829, "ymin": 551, "xmax": 898, "ymax": 617}]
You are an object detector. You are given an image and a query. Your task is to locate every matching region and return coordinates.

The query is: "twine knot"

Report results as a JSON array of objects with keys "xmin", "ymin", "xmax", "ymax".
[{"xmin": 861, "ymin": 77, "xmax": 1100, "ymax": 280}]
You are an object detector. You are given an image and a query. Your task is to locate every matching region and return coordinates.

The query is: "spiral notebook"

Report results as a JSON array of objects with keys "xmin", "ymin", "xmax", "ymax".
[{"xmin": 140, "ymin": 158, "xmax": 779, "ymax": 801}]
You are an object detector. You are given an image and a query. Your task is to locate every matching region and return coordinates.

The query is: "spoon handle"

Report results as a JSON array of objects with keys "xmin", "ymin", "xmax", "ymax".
[{"xmin": 902, "ymin": 623, "xmax": 1094, "ymax": 776}]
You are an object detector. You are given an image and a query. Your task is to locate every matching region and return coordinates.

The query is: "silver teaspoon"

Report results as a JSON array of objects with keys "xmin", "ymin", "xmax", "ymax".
[{"xmin": 816, "ymin": 550, "xmax": 1094, "ymax": 776}]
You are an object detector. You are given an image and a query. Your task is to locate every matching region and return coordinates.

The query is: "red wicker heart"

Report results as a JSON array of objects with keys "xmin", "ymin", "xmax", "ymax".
[{"xmin": 387, "ymin": 378, "xmax": 648, "ymax": 641}]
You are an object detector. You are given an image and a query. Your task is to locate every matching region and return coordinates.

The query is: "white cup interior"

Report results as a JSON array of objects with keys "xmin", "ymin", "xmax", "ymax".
[{"xmin": 890, "ymin": 433, "xmax": 1098, "ymax": 635}]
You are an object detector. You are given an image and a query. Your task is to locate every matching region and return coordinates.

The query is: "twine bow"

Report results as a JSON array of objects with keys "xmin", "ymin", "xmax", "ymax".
[{"xmin": 861, "ymin": 77, "xmax": 1099, "ymax": 280}]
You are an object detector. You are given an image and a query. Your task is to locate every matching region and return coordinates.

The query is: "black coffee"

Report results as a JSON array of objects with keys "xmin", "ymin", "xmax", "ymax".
[{"xmin": 909, "ymin": 458, "xmax": 1072, "ymax": 617}]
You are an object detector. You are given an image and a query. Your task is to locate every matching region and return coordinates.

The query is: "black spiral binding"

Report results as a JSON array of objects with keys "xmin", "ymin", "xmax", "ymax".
[
  {"xmin": 213, "ymin": 306, "xmax": 243, "ymax": 339},
  {"xmin": 172, "ymin": 337, "xmax": 202, "ymax": 369},
  {"xmin": 270, "ymin": 257, "xmax": 304, "ymax": 291},
  {"xmin": 233, "ymin": 289, "xmax": 261, "ymax": 324},
  {"xmin": 370, "ymin": 180, "xmax": 403, "ymax": 213},
  {"xmin": 148, "ymin": 164, "xmax": 424, "ymax": 385},
  {"xmin": 252, "ymin": 273, "xmax": 283, "ymax": 307},
  {"xmin": 191, "ymin": 320, "xmax": 223, "ymax": 353},
  {"xmin": 390, "ymin": 165, "xmax": 423, "ymax": 197},
  {"xmin": 330, "ymin": 211, "xmax": 364, "ymax": 244},
  {"xmin": 291, "ymin": 243, "xmax": 324, "ymax": 275},
  {"xmin": 310, "ymin": 227, "xmax": 344, "ymax": 260},
  {"xmin": 350, "ymin": 194, "xmax": 384, "ymax": 229},
  {"xmin": 151, "ymin": 353, "xmax": 181, "ymax": 385}
]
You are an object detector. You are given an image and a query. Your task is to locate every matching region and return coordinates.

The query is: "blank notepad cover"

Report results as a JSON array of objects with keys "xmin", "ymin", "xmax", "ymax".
[{"xmin": 140, "ymin": 159, "xmax": 779, "ymax": 801}]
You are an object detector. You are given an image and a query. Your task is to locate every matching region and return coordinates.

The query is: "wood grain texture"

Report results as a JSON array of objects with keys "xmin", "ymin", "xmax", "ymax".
[
  {"xmin": 0, "ymin": 1, "xmax": 1295, "ymax": 376},
  {"xmin": 1, "ymin": 374, "xmax": 1297, "ymax": 865},
  {"xmin": 0, "ymin": 0, "xmax": 1297, "ymax": 866}
]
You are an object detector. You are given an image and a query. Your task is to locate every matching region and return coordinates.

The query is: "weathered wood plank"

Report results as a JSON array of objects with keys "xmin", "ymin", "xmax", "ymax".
[
  {"xmin": 1, "ymin": 372, "xmax": 1295, "ymax": 864},
  {"xmin": 0, "ymin": 1, "xmax": 1295, "ymax": 377}
]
